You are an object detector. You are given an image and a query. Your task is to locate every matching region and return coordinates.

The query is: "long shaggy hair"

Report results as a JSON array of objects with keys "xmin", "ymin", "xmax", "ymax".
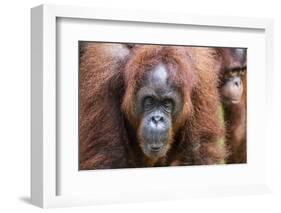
[{"xmin": 79, "ymin": 43, "xmax": 226, "ymax": 169}]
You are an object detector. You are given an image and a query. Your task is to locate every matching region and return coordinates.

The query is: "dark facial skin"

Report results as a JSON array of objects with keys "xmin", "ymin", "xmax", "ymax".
[
  {"xmin": 135, "ymin": 63, "xmax": 182, "ymax": 159},
  {"xmin": 220, "ymin": 48, "xmax": 246, "ymax": 105}
]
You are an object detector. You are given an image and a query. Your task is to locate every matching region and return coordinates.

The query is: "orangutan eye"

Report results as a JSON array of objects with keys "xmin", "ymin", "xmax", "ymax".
[
  {"xmin": 230, "ymin": 70, "xmax": 237, "ymax": 77},
  {"xmin": 162, "ymin": 99, "xmax": 174, "ymax": 112},
  {"xmin": 143, "ymin": 97, "xmax": 155, "ymax": 111},
  {"xmin": 240, "ymin": 68, "xmax": 246, "ymax": 76}
]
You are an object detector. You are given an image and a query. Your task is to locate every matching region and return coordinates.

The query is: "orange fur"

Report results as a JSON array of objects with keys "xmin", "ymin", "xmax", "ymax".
[{"xmin": 79, "ymin": 43, "xmax": 226, "ymax": 169}]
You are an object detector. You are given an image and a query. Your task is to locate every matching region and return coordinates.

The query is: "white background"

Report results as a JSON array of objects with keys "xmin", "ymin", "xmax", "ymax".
[{"xmin": 0, "ymin": 0, "xmax": 281, "ymax": 212}]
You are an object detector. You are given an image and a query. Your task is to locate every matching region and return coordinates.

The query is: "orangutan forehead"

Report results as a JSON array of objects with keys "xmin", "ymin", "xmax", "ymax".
[
  {"xmin": 149, "ymin": 63, "xmax": 168, "ymax": 83},
  {"xmin": 138, "ymin": 63, "xmax": 178, "ymax": 98},
  {"xmin": 144, "ymin": 63, "xmax": 171, "ymax": 87}
]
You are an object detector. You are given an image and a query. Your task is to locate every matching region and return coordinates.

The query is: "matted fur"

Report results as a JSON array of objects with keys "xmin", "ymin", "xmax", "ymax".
[
  {"xmin": 79, "ymin": 43, "xmax": 132, "ymax": 169},
  {"xmin": 79, "ymin": 43, "xmax": 226, "ymax": 169}
]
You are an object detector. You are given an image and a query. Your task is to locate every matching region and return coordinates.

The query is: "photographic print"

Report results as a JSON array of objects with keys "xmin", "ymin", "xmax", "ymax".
[
  {"xmin": 79, "ymin": 42, "xmax": 247, "ymax": 170},
  {"xmin": 30, "ymin": 5, "xmax": 273, "ymax": 207}
]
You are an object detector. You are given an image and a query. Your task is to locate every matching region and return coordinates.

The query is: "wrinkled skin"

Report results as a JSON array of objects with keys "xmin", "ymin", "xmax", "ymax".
[{"xmin": 135, "ymin": 63, "xmax": 183, "ymax": 159}]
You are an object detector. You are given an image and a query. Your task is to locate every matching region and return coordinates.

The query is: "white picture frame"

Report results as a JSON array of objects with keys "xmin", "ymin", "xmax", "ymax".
[{"xmin": 31, "ymin": 4, "xmax": 274, "ymax": 208}]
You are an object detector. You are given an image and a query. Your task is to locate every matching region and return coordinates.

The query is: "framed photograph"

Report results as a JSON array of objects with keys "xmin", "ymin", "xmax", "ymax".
[{"xmin": 31, "ymin": 4, "xmax": 274, "ymax": 208}]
